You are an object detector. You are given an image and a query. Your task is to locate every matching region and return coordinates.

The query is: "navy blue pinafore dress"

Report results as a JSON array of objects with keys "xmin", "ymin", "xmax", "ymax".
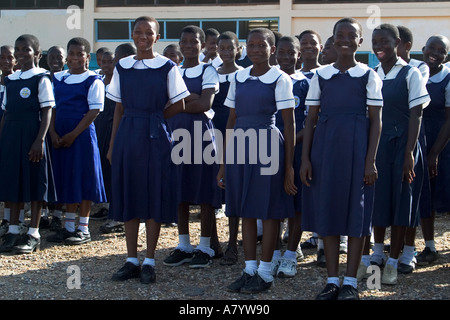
[
  {"xmin": 110, "ymin": 60, "xmax": 179, "ymax": 223},
  {"xmin": 372, "ymin": 65, "xmax": 424, "ymax": 227},
  {"xmin": 52, "ymin": 72, "xmax": 106, "ymax": 204},
  {"xmin": 276, "ymin": 74, "xmax": 310, "ymax": 212},
  {"xmin": 420, "ymin": 69, "xmax": 450, "ymax": 216},
  {"xmin": 225, "ymin": 72, "xmax": 295, "ymax": 220},
  {"xmin": 302, "ymin": 70, "xmax": 375, "ymax": 237},
  {"xmin": 0, "ymin": 72, "xmax": 57, "ymax": 202},
  {"xmin": 167, "ymin": 64, "xmax": 222, "ymax": 209},
  {"xmin": 211, "ymin": 73, "xmax": 234, "ymax": 205}
]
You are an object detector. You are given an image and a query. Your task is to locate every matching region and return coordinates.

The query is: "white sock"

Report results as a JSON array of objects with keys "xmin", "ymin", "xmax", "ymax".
[
  {"xmin": 143, "ymin": 257, "xmax": 155, "ymax": 267},
  {"xmin": 197, "ymin": 236, "xmax": 215, "ymax": 256},
  {"xmin": 53, "ymin": 210, "xmax": 62, "ymax": 219},
  {"xmin": 19, "ymin": 209, "xmax": 25, "ymax": 222},
  {"xmin": 327, "ymin": 277, "xmax": 340, "ymax": 287},
  {"xmin": 177, "ymin": 234, "xmax": 193, "ymax": 252},
  {"xmin": 372, "ymin": 242, "xmax": 384, "ymax": 256},
  {"xmin": 8, "ymin": 224, "xmax": 20, "ymax": 235},
  {"xmin": 65, "ymin": 212, "xmax": 76, "ymax": 232},
  {"xmin": 399, "ymin": 245, "xmax": 415, "ymax": 264},
  {"xmin": 27, "ymin": 227, "xmax": 40, "ymax": 239},
  {"xmin": 425, "ymin": 240, "xmax": 436, "ymax": 252},
  {"xmin": 257, "ymin": 260, "xmax": 273, "ymax": 282},
  {"xmin": 244, "ymin": 260, "xmax": 257, "ymax": 276},
  {"xmin": 78, "ymin": 216, "xmax": 89, "ymax": 233},
  {"xmin": 386, "ymin": 257, "xmax": 398, "ymax": 268},
  {"xmin": 126, "ymin": 257, "xmax": 139, "ymax": 266},
  {"xmin": 317, "ymin": 238, "xmax": 324, "ymax": 250},
  {"xmin": 199, "ymin": 236, "xmax": 210, "ymax": 248},
  {"xmin": 361, "ymin": 254, "xmax": 371, "ymax": 267},
  {"xmin": 343, "ymin": 276, "xmax": 357, "ymax": 289},
  {"xmin": 3, "ymin": 207, "xmax": 10, "ymax": 221},
  {"xmin": 283, "ymin": 250, "xmax": 297, "ymax": 261},
  {"xmin": 272, "ymin": 249, "xmax": 281, "ymax": 261}
]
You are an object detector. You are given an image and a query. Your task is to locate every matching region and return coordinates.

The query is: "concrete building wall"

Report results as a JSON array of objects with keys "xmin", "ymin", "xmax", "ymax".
[{"xmin": 0, "ymin": 1, "xmax": 448, "ymax": 64}]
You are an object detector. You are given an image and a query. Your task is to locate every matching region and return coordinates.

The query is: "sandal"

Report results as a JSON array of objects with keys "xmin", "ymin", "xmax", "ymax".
[
  {"xmin": 99, "ymin": 221, "xmax": 125, "ymax": 234},
  {"xmin": 220, "ymin": 246, "xmax": 238, "ymax": 266}
]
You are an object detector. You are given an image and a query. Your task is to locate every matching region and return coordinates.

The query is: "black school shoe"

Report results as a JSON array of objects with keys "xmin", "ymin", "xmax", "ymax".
[
  {"xmin": 47, "ymin": 228, "xmax": 75, "ymax": 243},
  {"xmin": 337, "ymin": 285, "xmax": 359, "ymax": 300},
  {"xmin": 316, "ymin": 283, "xmax": 340, "ymax": 300},
  {"xmin": 0, "ymin": 233, "xmax": 21, "ymax": 253},
  {"xmin": 163, "ymin": 249, "xmax": 193, "ymax": 266},
  {"xmin": 13, "ymin": 234, "xmax": 40, "ymax": 254},
  {"xmin": 112, "ymin": 262, "xmax": 141, "ymax": 281},
  {"xmin": 140, "ymin": 264, "xmax": 156, "ymax": 284},
  {"xmin": 227, "ymin": 272, "xmax": 253, "ymax": 293},
  {"xmin": 90, "ymin": 208, "xmax": 109, "ymax": 221},
  {"xmin": 65, "ymin": 230, "xmax": 91, "ymax": 245},
  {"xmin": 239, "ymin": 273, "xmax": 272, "ymax": 294},
  {"xmin": 189, "ymin": 250, "xmax": 212, "ymax": 269}
]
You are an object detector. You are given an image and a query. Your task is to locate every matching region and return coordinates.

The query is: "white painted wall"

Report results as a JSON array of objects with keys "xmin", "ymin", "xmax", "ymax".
[{"xmin": 0, "ymin": 1, "xmax": 448, "ymax": 56}]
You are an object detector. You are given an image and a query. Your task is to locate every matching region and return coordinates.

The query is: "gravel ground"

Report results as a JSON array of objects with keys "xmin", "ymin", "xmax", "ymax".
[{"xmin": 0, "ymin": 204, "xmax": 448, "ymax": 303}]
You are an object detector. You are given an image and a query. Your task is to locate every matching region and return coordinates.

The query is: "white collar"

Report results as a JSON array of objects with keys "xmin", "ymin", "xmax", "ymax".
[
  {"xmin": 218, "ymin": 67, "xmax": 243, "ymax": 82},
  {"xmin": 236, "ymin": 66, "xmax": 283, "ymax": 84},
  {"xmin": 409, "ymin": 58, "xmax": 426, "ymax": 68},
  {"xmin": 119, "ymin": 54, "xmax": 168, "ymax": 69},
  {"xmin": 291, "ymin": 70, "xmax": 308, "ymax": 81},
  {"xmin": 54, "ymin": 70, "xmax": 98, "ymax": 83},
  {"xmin": 179, "ymin": 62, "xmax": 210, "ymax": 78},
  {"xmin": 428, "ymin": 65, "xmax": 450, "ymax": 83},
  {"xmin": 8, "ymin": 67, "xmax": 48, "ymax": 80},
  {"xmin": 375, "ymin": 57, "xmax": 408, "ymax": 70},
  {"xmin": 317, "ymin": 63, "xmax": 371, "ymax": 80}
]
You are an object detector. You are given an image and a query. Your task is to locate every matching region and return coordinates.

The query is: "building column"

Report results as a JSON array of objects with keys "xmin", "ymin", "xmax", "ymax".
[
  {"xmin": 278, "ymin": 0, "xmax": 293, "ymax": 36},
  {"xmin": 83, "ymin": 0, "xmax": 95, "ymax": 52}
]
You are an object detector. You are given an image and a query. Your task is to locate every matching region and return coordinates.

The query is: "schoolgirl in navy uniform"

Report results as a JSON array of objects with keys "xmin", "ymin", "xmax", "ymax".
[
  {"xmin": 301, "ymin": 18, "xmax": 383, "ymax": 300},
  {"xmin": 107, "ymin": 17, "xmax": 189, "ymax": 284},
  {"xmin": 0, "ymin": 34, "xmax": 57, "ymax": 253}
]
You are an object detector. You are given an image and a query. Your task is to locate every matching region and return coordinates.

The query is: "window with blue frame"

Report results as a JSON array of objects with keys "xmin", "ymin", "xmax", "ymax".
[{"xmin": 96, "ymin": 18, "xmax": 279, "ymax": 42}]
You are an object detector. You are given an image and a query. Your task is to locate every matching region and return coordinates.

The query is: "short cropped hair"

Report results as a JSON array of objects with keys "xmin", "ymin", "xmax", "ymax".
[
  {"xmin": 333, "ymin": 17, "xmax": 363, "ymax": 37},
  {"xmin": 217, "ymin": 31, "xmax": 239, "ymax": 46},
  {"xmin": 397, "ymin": 26, "xmax": 413, "ymax": 44},
  {"xmin": 132, "ymin": 16, "xmax": 160, "ymax": 34},
  {"xmin": 277, "ymin": 36, "xmax": 300, "ymax": 51},
  {"xmin": 298, "ymin": 30, "xmax": 322, "ymax": 44},
  {"xmin": 67, "ymin": 37, "xmax": 91, "ymax": 54},
  {"xmin": 115, "ymin": 43, "xmax": 137, "ymax": 59},
  {"xmin": 248, "ymin": 28, "xmax": 276, "ymax": 47},
  {"xmin": 373, "ymin": 23, "xmax": 400, "ymax": 40},
  {"xmin": 205, "ymin": 28, "xmax": 220, "ymax": 39},
  {"xmin": 181, "ymin": 25, "xmax": 206, "ymax": 43},
  {"xmin": 16, "ymin": 34, "xmax": 41, "ymax": 53}
]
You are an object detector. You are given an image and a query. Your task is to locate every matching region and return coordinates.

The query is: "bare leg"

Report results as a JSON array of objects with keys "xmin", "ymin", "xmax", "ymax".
[
  {"xmin": 200, "ymin": 203, "xmax": 214, "ymax": 238},
  {"xmin": 346, "ymin": 236, "xmax": 365, "ymax": 277},
  {"xmin": 177, "ymin": 202, "xmax": 190, "ymax": 235},
  {"xmin": 323, "ymin": 235, "xmax": 340, "ymax": 277},
  {"xmin": 286, "ymin": 212, "xmax": 302, "ymax": 252},
  {"xmin": 79, "ymin": 200, "xmax": 92, "ymax": 218},
  {"xmin": 124, "ymin": 218, "xmax": 140, "ymax": 258},
  {"xmin": 145, "ymin": 219, "xmax": 161, "ymax": 259},
  {"xmin": 242, "ymin": 218, "xmax": 257, "ymax": 261},
  {"xmin": 30, "ymin": 201, "xmax": 43, "ymax": 229},
  {"xmin": 390, "ymin": 225, "xmax": 407, "ymax": 259},
  {"xmin": 261, "ymin": 219, "xmax": 281, "ymax": 262}
]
